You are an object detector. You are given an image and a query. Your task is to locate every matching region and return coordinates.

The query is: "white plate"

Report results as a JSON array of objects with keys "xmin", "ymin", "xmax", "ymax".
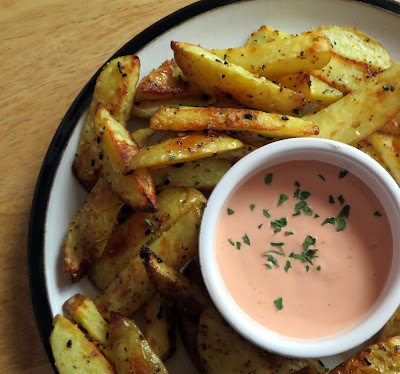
[{"xmin": 29, "ymin": 0, "xmax": 400, "ymax": 372}]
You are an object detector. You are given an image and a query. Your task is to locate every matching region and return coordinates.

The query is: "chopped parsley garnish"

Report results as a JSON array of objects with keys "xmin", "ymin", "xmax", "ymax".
[
  {"xmin": 338, "ymin": 195, "xmax": 345, "ymax": 205},
  {"xmin": 314, "ymin": 214, "xmax": 320, "ymax": 218},
  {"xmin": 274, "ymin": 228, "xmax": 282, "ymax": 234},
  {"xmin": 271, "ymin": 242, "xmax": 284, "ymax": 247},
  {"xmin": 319, "ymin": 174, "xmax": 325, "ymax": 181},
  {"xmin": 236, "ymin": 242, "xmax": 241, "ymax": 250},
  {"xmin": 289, "ymin": 252, "xmax": 313, "ymax": 264},
  {"xmin": 263, "ymin": 209, "xmax": 271, "ymax": 218},
  {"xmin": 302, "ymin": 235, "xmax": 316, "ymax": 250},
  {"xmin": 374, "ymin": 210, "xmax": 382, "ymax": 217},
  {"xmin": 265, "ymin": 254, "xmax": 279, "ymax": 267},
  {"xmin": 322, "ymin": 217, "xmax": 336, "ymax": 226},
  {"xmin": 227, "ymin": 208, "xmax": 235, "ymax": 215},
  {"xmin": 194, "ymin": 181, "xmax": 200, "ymax": 188},
  {"xmin": 284, "ymin": 261, "xmax": 291, "ymax": 273},
  {"xmin": 306, "ymin": 265, "xmax": 310, "ymax": 272},
  {"xmin": 258, "ymin": 224, "xmax": 263, "ymax": 229},
  {"xmin": 317, "ymin": 265, "xmax": 321, "ymax": 271},
  {"xmin": 339, "ymin": 169, "xmax": 348, "ymax": 178},
  {"xmin": 145, "ymin": 218, "xmax": 154, "ymax": 227},
  {"xmin": 243, "ymin": 234, "xmax": 250, "ymax": 245},
  {"xmin": 338, "ymin": 205, "xmax": 350, "ymax": 219},
  {"xmin": 265, "ymin": 243, "xmax": 285, "ymax": 256},
  {"xmin": 250, "ymin": 204, "xmax": 255, "ymax": 211},
  {"xmin": 294, "ymin": 201, "xmax": 312, "ymax": 216},
  {"xmin": 228, "ymin": 239, "xmax": 235, "ymax": 246},
  {"xmin": 265, "ymin": 173, "xmax": 273, "ymax": 185},
  {"xmin": 337, "ymin": 219, "xmax": 347, "ymax": 232},
  {"xmin": 300, "ymin": 191, "xmax": 311, "ymax": 200},
  {"xmin": 285, "ymin": 231, "xmax": 294, "ymax": 235},
  {"xmin": 271, "ymin": 218, "xmax": 287, "ymax": 229},
  {"xmin": 277, "ymin": 194, "xmax": 288, "ymax": 206},
  {"xmin": 274, "ymin": 297, "xmax": 283, "ymax": 310},
  {"xmin": 295, "ymin": 181, "xmax": 300, "ymax": 187},
  {"xmin": 329, "ymin": 195, "xmax": 335, "ymax": 204},
  {"xmin": 293, "ymin": 189, "xmax": 300, "ymax": 199},
  {"xmin": 265, "ymin": 264, "xmax": 272, "ymax": 270}
]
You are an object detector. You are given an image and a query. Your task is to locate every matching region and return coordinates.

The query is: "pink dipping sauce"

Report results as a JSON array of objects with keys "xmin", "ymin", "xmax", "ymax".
[{"xmin": 216, "ymin": 160, "xmax": 392, "ymax": 339}]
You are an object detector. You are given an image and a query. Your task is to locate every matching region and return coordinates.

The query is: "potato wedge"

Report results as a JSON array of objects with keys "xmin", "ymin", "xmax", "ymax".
[
  {"xmin": 150, "ymin": 107, "xmax": 319, "ymax": 137},
  {"xmin": 74, "ymin": 56, "xmax": 140, "ymax": 189},
  {"xmin": 316, "ymin": 25, "xmax": 392, "ymax": 70},
  {"xmin": 380, "ymin": 114, "xmax": 400, "ymax": 135},
  {"xmin": 89, "ymin": 187, "xmax": 206, "ymax": 290},
  {"xmin": 212, "ymin": 31, "xmax": 332, "ymax": 77},
  {"xmin": 50, "ymin": 314, "xmax": 115, "ymax": 374},
  {"xmin": 109, "ymin": 312, "xmax": 168, "ymax": 374},
  {"xmin": 354, "ymin": 140, "xmax": 390, "ymax": 173},
  {"xmin": 330, "ymin": 335, "xmax": 400, "ymax": 373},
  {"xmin": 80, "ymin": 178, "xmax": 123, "ymax": 264},
  {"xmin": 131, "ymin": 128, "xmax": 154, "ymax": 148},
  {"xmin": 63, "ymin": 294, "xmax": 114, "ymax": 364},
  {"xmin": 172, "ymin": 41, "xmax": 305, "ymax": 113},
  {"xmin": 63, "ymin": 209, "xmax": 86, "ymax": 282},
  {"xmin": 126, "ymin": 131, "xmax": 244, "ymax": 172},
  {"xmin": 309, "ymin": 76, "xmax": 343, "ymax": 106},
  {"xmin": 310, "ymin": 53, "xmax": 376, "ymax": 94},
  {"xmin": 95, "ymin": 203, "xmax": 204, "ymax": 317},
  {"xmin": 245, "ymin": 25, "xmax": 289, "ymax": 46},
  {"xmin": 271, "ymin": 72, "xmax": 311, "ymax": 96},
  {"xmin": 198, "ymin": 308, "xmax": 310, "ymax": 374},
  {"xmin": 367, "ymin": 132, "xmax": 400, "ymax": 185},
  {"xmin": 151, "ymin": 157, "xmax": 233, "ymax": 191},
  {"xmin": 135, "ymin": 59, "xmax": 202, "ymax": 102},
  {"xmin": 94, "ymin": 104, "xmax": 157, "ymax": 211},
  {"xmin": 308, "ymin": 62, "xmax": 400, "ymax": 144},
  {"xmin": 144, "ymin": 293, "xmax": 176, "ymax": 360}
]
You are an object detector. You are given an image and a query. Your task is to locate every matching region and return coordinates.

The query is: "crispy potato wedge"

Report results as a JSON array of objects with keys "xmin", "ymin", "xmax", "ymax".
[
  {"xmin": 135, "ymin": 59, "xmax": 202, "ymax": 102},
  {"xmin": 198, "ymin": 308, "xmax": 310, "ymax": 374},
  {"xmin": 212, "ymin": 31, "xmax": 332, "ymax": 77},
  {"xmin": 330, "ymin": 335, "xmax": 400, "ymax": 373},
  {"xmin": 141, "ymin": 248, "xmax": 212, "ymax": 317},
  {"xmin": 150, "ymin": 107, "xmax": 319, "ymax": 137},
  {"xmin": 89, "ymin": 187, "xmax": 206, "ymax": 290},
  {"xmin": 126, "ymin": 131, "xmax": 244, "ymax": 171},
  {"xmin": 354, "ymin": 140, "xmax": 390, "ymax": 173},
  {"xmin": 74, "ymin": 56, "xmax": 140, "ymax": 190},
  {"xmin": 172, "ymin": 41, "xmax": 305, "ymax": 113},
  {"xmin": 109, "ymin": 312, "xmax": 168, "ymax": 374},
  {"xmin": 310, "ymin": 53, "xmax": 376, "ymax": 94},
  {"xmin": 131, "ymin": 128, "xmax": 154, "ymax": 148},
  {"xmin": 316, "ymin": 25, "xmax": 392, "ymax": 70},
  {"xmin": 144, "ymin": 293, "xmax": 176, "ymax": 360},
  {"xmin": 308, "ymin": 62, "xmax": 400, "ymax": 144},
  {"xmin": 80, "ymin": 178, "xmax": 123, "ymax": 264},
  {"xmin": 245, "ymin": 25, "xmax": 290, "ymax": 46},
  {"xmin": 63, "ymin": 294, "xmax": 114, "ymax": 364},
  {"xmin": 63, "ymin": 209, "xmax": 86, "ymax": 282},
  {"xmin": 379, "ymin": 305, "xmax": 400, "ymax": 340},
  {"xmin": 50, "ymin": 314, "xmax": 116, "ymax": 374},
  {"xmin": 367, "ymin": 132, "xmax": 400, "ymax": 185},
  {"xmin": 94, "ymin": 104, "xmax": 157, "ymax": 211},
  {"xmin": 271, "ymin": 72, "xmax": 311, "ymax": 96},
  {"xmin": 380, "ymin": 114, "xmax": 400, "ymax": 135},
  {"xmin": 151, "ymin": 157, "xmax": 233, "ymax": 191},
  {"xmin": 309, "ymin": 76, "xmax": 343, "ymax": 106},
  {"xmin": 95, "ymin": 203, "xmax": 204, "ymax": 318}
]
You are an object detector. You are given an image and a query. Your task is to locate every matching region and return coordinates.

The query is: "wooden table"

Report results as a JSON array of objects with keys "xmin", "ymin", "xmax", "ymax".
[{"xmin": 0, "ymin": 1, "xmax": 195, "ymax": 372}]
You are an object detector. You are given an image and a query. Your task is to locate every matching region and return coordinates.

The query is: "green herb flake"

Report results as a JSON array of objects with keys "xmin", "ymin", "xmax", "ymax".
[
  {"xmin": 265, "ymin": 264, "xmax": 272, "ymax": 270},
  {"xmin": 289, "ymin": 252, "xmax": 313, "ymax": 264},
  {"xmin": 250, "ymin": 204, "xmax": 256, "ymax": 211},
  {"xmin": 274, "ymin": 297, "xmax": 283, "ymax": 311},
  {"xmin": 338, "ymin": 205, "xmax": 350, "ymax": 219},
  {"xmin": 265, "ymin": 173, "xmax": 273, "ymax": 185},
  {"xmin": 306, "ymin": 265, "xmax": 310, "ymax": 272},
  {"xmin": 236, "ymin": 242, "xmax": 241, "ymax": 250},
  {"xmin": 317, "ymin": 265, "xmax": 321, "ymax": 271},
  {"xmin": 295, "ymin": 181, "xmax": 300, "ymax": 187},
  {"xmin": 243, "ymin": 234, "xmax": 250, "ymax": 245},
  {"xmin": 300, "ymin": 191, "xmax": 311, "ymax": 200},
  {"xmin": 265, "ymin": 254, "xmax": 279, "ymax": 267},
  {"xmin": 329, "ymin": 195, "xmax": 335, "ymax": 204},
  {"xmin": 374, "ymin": 210, "xmax": 382, "ymax": 217},
  {"xmin": 293, "ymin": 189, "xmax": 300, "ymax": 199},
  {"xmin": 339, "ymin": 169, "xmax": 348, "ymax": 178},
  {"xmin": 258, "ymin": 224, "xmax": 263, "ymax": 229},
  {"xmin": 284, "ymin": 261, "xmax": 291, "ymax": 273},
  {"xmin": 294, "ymin": 201, "xmax": 312, "ymax": 216},
  {"xmin": 285, "ymin": 231, "xmax": 294, "ymax": 235},
  {"xmin": 271, "ymin": 242, "xmax": 284, "ymax": 247},
  {"xmin": 319, "ymin": 174, "xmax": 325, "ymax": 181},
  {"xmin": 228, "ymin": 239, "xmax": 235, "ymax": 246},
  {"xmin": 322, "ymin": 217, "xmax": 336, "ymax": 226},
  {"xmin": 292, "ymin": 211, "xmax": 301, "ymax": 216},
  {"xmin": 271, "ymin": 218, "xmax": 287, "ymax": 228},
  {"xmin": 277, "ymin": 194, "xmax": 288, "ymax": 206},
  {"xmin": 303, "ymin": 235, "xmax": 316, "ymax": 249},
  {"xmin": 145, "ymin": 218, "xmax": 154, "ymax": 227},
  {"xmin": 227, "ymin": 208, "xmax": 235, "ymax": 215},
  {"xmin": 338, "ymin": 195, "xmax": 345, "ymax": 205},
  {"xmin": 194, "ymin": 181, "xmax": 200, "ymax": 188},
  {"xmin": 273, "ymin": 228, "xmax": 282, "ymax": 234},
  {"xmin": 263, "ymin": 209, "xmax": 271, "ymax": 218},
  {"xmin": 337, "ymin": 219, "xmax": 347, "ymax": 232},
  {"xmin": 314, "ymin": 214, "xmax": 320, "ymax": 218}
]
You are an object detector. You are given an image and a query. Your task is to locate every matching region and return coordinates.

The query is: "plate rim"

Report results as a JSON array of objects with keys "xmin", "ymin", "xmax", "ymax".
[{"xmin": 28, "ymin": 0, "xmax": 400, "ymax": 371}]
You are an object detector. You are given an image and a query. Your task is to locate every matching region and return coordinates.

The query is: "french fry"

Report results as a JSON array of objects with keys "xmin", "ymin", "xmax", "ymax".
[
  {"xmin": 309, "ymin": 76, "xmax": 343, "ymax": 106},
  {"xmin": 88, "ymin": 187, "xmax": 206, "ymax": 291},
  {"xmin": 367, "ymin": 132, "xmax": 400, "ymax": 185},
  {"xmin": 94, "ymin": 104, "xmax": 157, "ymax": 211},
  {"xmin": 330, "ymin": 335, "xmax": 400, "ymax": 373},
  {"xmin": 245, "ymin": 25, "xmax": 289, "ymax": 46},
  {"xmin": 308, "ymin": 62, "xmax": 400, "ymax": 144},
  {"xmin": 109, "ymin": 313, "xmax": 168, "ymax": 374},
  {"xmin": 354, "ymin": 140, "xmax": 390, "ymax": 173},
  {"xmin": 80, "ymin": 178, "xmax": 123, "ymax": 264},
  {"xmin": 95, "ymin": 203, "xmax": 204, "ymax": 318},
  {"xmin": 125, "ymin": 131, "xmax": 244, "ymax": 172},
  {"xmin": 50, "ymin": 315, "xmax": 116, "ymax": 373},
  {"xmin": 63, "ymin": 295, "xmax": 114, "ymax": 364},
  {"xmin": 270, "ymin": 72, "xmax": 311, "ymax": 96},
  {"xmin": 144, "ymin": 293, "xmax": 176, "ymax": 360},
  {"xmin": 172, "ymin": 41, "xmax": 305, "ymax": 113},
  {"xmin": 74, "ymin": 56, "xmax": 140, "ymax": 189},
  {"xmin": 131, "ymin": 128, "xmax": 154, "ymax": 148},
  {"xmin": 150, "ymin": 107, "xmax": 319, "ymax": 137},
  {"xmin": 212, "ymin": 31, "xmax": 332, "ymax": 77},
  {"xmin": 380, "ymin": 114, "xmax": 400, "ymax": 135}
]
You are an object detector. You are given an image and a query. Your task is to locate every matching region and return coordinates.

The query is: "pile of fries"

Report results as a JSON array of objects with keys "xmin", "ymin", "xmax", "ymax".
[{"xmin": 50, "ymin": 24, "xmax": 400, "ymax": 373}]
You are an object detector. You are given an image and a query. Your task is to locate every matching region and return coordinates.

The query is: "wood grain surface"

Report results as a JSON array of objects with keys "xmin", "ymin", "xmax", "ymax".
[{"xmin": 0, "ymin": 1, "xmax": 195, "ymax": 372}]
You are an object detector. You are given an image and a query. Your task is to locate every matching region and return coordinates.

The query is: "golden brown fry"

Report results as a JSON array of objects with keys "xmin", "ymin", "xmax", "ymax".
[
  {"xmin": 245, "ymin": 25, "xmax": 290, "ymax": 46},
  {"xmin": 150, "ymin": 107, "xmax": 319, "ymax": 137},
  {"xmin": 144, "ymin": 293, "xmax": 176, "ymax": 360},
  {"xmin": 126, "ymin": 131, "xmax": 244, "ymax": 172},
  {"xmin": 330, "ymin": 335, "xmax": 400, "ymax": 373},
  {"xmin": 353, "ymin": 140, "xmax": 391, "ymax": 173},
  {"xmin": 380, "ymin": 114, "xmax": 400, "ymax": 135},
  {"xmin": 212, "ymin": 31, "xmax": 332, "ymax": 77},
  {"xmin": 172, "ymin": 41, "xmax": 305, "ymax": 113},
  {"xmin": 50, "ymin": 315, "xmax": 116, "ymax": 374},
  {"xmin": 74, "ymin": 56, "xmax": 140, "ymax": 189},
  {"xmin": 309, "ymin": 76, "xmax": 343, "ymax": 106},
  {"xmin": 109, "ymin": 313, "xmax": 168, "ymax": 374},
  {"xmin": 131, "ymin": 128, "xmax": 154, "ymax": 148}
]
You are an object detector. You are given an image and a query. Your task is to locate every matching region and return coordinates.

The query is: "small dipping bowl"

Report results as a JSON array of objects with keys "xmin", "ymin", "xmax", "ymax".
[{"xmin": 199, "ymin": 137, "xmax": 400, "ymax": 358}]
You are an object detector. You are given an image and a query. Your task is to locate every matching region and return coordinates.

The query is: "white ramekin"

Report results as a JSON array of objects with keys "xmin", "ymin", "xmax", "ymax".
[{"xmin": 199, "ymin": 137, "xmax": 400, "ymax": 358}]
